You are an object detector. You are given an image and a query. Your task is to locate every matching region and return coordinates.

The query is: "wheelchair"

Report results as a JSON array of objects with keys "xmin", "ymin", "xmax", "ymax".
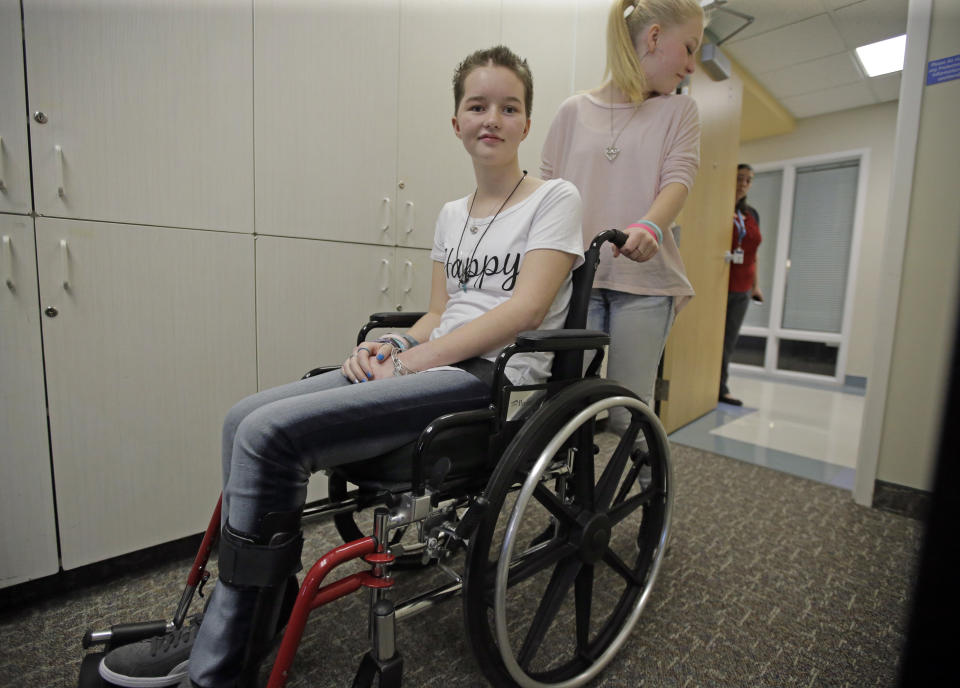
[{"xmin": 78, "ymin": 229, "xmax": 674, "ymax": 688}]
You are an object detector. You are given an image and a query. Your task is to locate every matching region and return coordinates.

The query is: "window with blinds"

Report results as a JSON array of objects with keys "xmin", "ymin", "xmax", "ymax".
[
  {"xmin": 781, "ymin": 160, "xmax": 860, "ymax": 333},
  {"xmin": 743, "ymin": 169, "xmax": 782, "ymax": 329}
]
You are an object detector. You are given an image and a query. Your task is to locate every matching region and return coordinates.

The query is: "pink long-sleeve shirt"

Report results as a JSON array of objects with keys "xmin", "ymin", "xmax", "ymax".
[{"xmin": 541, "ymin": 92, "xmax": 700, "ymax": 311}]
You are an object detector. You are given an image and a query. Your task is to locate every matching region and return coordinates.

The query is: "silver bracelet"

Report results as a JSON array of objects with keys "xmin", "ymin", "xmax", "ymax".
[{"xmin": 391, "ymin": 348, "xmax": 418, "ymax": 376}]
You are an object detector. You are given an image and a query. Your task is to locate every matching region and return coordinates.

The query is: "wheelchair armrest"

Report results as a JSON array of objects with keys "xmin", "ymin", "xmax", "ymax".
[
  {"xmin": 302, "ymin": 365, "xmax": 340, "ymax": 380},
  {"xmin": 358, "ymin": 312, "xmax": 426, "ymax": 344},
  {"xmin": 492, "ymin": 329, "xmax": 610, "ymax": 392},
  {"xmin": 514, "ymin": 328, "xmax": 610, "ymax": 351}
]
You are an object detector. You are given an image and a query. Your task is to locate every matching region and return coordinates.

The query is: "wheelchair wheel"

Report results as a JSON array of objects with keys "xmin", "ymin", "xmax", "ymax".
[{"xmin": 463, "ymin": 379, "xmax": 672, "ymax": 688}]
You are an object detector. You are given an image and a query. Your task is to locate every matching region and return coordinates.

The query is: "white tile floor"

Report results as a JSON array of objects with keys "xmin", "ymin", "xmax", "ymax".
[{"xmin": 668, "ymin": 370, "xmax": 865, "ymax": 489}]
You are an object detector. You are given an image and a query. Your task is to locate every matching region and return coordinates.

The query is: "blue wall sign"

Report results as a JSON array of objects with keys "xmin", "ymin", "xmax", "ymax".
[{"xmin": 926, "ymin": 54, "xmax": 960, "ymax": 85}]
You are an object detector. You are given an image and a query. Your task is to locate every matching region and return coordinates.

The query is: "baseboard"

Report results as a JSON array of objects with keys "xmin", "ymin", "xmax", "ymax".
[
  {"xmin": 0, "ymin": 531, "xmax": 203, "ymax": 614},
  {"xmin": 872, "ymin": 480, "xmax": 932, "ymax": 520}
]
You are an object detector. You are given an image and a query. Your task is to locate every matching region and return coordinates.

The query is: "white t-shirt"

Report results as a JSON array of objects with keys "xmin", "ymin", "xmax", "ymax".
[{"xmin": 429, "ymin": 178, "xmax": 584, "ymax": 385}]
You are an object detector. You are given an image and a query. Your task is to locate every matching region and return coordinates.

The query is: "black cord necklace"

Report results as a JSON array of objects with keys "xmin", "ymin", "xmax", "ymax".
[{"xmin": 455, "ymin": 170, "xmax": 527, "ymax": 291}]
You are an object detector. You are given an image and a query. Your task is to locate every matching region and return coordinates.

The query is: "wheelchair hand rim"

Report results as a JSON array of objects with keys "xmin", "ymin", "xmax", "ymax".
[{"xmin": 493, "ymin": 394, "xmax": 673, "ymax": 688}]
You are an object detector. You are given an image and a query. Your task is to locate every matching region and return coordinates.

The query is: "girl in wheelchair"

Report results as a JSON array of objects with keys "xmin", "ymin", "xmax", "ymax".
[{"xmin": 98, "ymin": 45, "xmax": 584, "ymax": 688}]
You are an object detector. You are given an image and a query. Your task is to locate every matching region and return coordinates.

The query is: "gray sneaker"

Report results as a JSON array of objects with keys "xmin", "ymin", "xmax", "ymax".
[{"xmin": 98, "ymin": 622, "xmax": 198, "ymax": 687}]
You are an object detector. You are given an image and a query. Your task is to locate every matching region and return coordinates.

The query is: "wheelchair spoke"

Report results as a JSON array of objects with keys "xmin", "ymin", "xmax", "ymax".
[
  {"xmin": 612, "ymin": 456, "xmax": 643, "ymax": 507},
  {"xmin": 602, "ymin": 547, "xmax": 644, "ymax": 587},
  {"xmin": 607, "ymin": 487, "xmax": 655, "ymax": 525},
  {"xmin": 594, "ymin": 424, "xmax": 639, "ymax": 513},
  {"xmin": 517, "ymin": 556, "xmax": 583, "ymax": 670},
  {"xmin": 574, "ymin": 564, "xmax": 594, "ymax": 653},
  {"xmin": 533, "ymin": 483, "xmax": 580, "ymax": 527},
  {"xmin": 572, "ymin": 432, "xmax": 596, "ymax": 510},
  {"xmin": 501, "ymin": 541, "xmax": 578, "ymax": 597}
]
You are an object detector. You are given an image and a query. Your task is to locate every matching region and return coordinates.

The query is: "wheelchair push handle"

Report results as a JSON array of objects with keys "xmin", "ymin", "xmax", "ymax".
[{"xmin": 603, "ymin": 228, "xmax": 629, "ymax": 249}]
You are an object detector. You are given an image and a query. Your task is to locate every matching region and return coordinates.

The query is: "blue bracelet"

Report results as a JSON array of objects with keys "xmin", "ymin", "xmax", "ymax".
[{"xmin": 626, "ymin": 220, "xmax": 663, "ymax": 246}]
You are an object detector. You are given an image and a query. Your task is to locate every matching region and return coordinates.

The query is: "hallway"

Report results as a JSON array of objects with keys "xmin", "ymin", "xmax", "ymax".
[{"xmin": 669, "ymin": 371, "xmax": 866, "ymax": 490}]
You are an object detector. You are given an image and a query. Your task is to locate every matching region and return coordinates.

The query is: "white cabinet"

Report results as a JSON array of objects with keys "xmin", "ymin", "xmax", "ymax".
[
  {"xmin": 255, "ymin": 236, "xmax": 433, "ymax": 390},
  {"xmin": 23, "ymin": 0, "xmax": 254, "ymax": 232},
  {"xmin": 36, "ymin": 220, "xmax": 257, "ymax": 569},
  {"xmin": 254, "ymin": 0, "xmax": 399, "ymax": 244},
  {"xmin": 501, "ymin": 0, "xmax": 579, "ymax": 176},
  {"xmin": 0, "ymin": 0, "xmax": 32, "ymax": 214},
  {"xmin": 397, "ymin": 0, "xmax": 501, "ymax": 250},
  {"xmin": 0, "ymin": 216, "xmax": 59, "ymax": 586}
]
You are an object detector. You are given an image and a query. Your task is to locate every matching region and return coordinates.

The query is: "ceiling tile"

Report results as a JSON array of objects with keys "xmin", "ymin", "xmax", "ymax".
[
  {"xmin": 714, "ymin": 0, "xmax": 827, "ymax": 44},
  {"xmin": 724, "ymin": 14, "xmax": 847, "ymax": 74},
  {"xmin": 757, "ymin": 52, "xmax": 864, "ymax": 98},
  {"xmin": 781, "ymin": 81, "xmax": 876, "ymax": 118},
  {"xmin": 865, "ymin": 71, "xmax": 902, "ymax": 102},
  {"xmin": 832, "ymin": 0, "xmax": 909, "ymax": 48}
]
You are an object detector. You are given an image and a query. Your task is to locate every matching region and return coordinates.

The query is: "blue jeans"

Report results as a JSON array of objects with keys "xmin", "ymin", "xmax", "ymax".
[
  {"xmin": 191, "ymin": 368, "xmax": 491, "ymax": 686},
  {"xmin": 587, "ymin": 290, "xmax": 674, "ymax": 435}
]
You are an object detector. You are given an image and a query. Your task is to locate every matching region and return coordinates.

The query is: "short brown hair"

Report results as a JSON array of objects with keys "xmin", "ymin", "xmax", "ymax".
[{"xmin": 453, "ymin": 45, "xmax": 533, "ymax": 117}]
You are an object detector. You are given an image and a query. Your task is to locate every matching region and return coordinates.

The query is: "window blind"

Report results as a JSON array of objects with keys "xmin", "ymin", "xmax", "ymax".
[{"xmin": 781, "ymin": 160, "xmax": 859, "ymax": 333}]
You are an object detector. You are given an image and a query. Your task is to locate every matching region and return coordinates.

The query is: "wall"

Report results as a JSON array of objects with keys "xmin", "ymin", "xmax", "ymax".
[
  {"xmin": 876, "ymin": 0, "xmax": 960, "ymax": 491},
  {"xmin": 739, "ymin": 101, "xmax": 899, "ymax": 379}
]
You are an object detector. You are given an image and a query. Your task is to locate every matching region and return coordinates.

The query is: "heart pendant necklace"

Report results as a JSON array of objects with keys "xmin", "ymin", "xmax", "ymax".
[{"xmin": 606, "ymin": 89, "xmax": 640, "ymax": 163}]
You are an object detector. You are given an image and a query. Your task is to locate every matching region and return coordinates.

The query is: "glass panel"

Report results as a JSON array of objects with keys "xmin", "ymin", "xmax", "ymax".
[
  {"xmin": 731, "ymin": 335, "xmax": 765, "ymax": 367},
  {"xmin": 742, "ymin": 169, "xmax": 781, "ymax": 328},
  {"xmin": 777, "ymin": 339, "xmax": 838, "ymax": 376},
  {"xmin": 781, "ymin": 160, "xmax": 859, "ymax": 333}
]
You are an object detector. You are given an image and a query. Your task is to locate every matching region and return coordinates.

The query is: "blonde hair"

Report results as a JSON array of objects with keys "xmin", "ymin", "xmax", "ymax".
[{"xmin": 606, "ymin": 0, "xmax": 704, "ymax": 103}]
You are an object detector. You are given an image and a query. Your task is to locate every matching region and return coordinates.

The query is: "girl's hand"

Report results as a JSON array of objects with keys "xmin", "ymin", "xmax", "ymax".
[
  {"xmin": 613, "ymin": 227, "xmax": 660, "ymax": 263},
  {"xmin": 368, "ymin": 353, "xmax": 395, "ymax": 380},
  {"xmin": 341, "ymin": 342, "xmax": 381, "ymax": 383},
  {"xmin": 751, "ymin": 286, "xmax": 764, "ymax": 303}
]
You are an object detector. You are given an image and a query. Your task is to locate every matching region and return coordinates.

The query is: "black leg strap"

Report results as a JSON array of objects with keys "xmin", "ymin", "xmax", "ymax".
[{"xmin": 218, "ymin": 516, "xmax": 304, "ymax": 588}]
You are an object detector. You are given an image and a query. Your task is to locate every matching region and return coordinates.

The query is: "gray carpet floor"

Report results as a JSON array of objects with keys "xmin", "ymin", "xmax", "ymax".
[{"xmin": 0, "ymin": 443, "xmax": 922, "ymax": 687}]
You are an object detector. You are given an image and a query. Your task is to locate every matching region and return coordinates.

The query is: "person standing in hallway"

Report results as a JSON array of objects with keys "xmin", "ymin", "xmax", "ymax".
[
  {"xmin": 540, "ymin": 0, "xmax": 704, "ymax": 438},
  {"xmin": 719, "ymin": 163, "xmax": 763, "ymax": 406}
]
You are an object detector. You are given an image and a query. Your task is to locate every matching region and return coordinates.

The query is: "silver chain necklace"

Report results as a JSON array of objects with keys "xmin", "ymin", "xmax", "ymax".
[
  {"xmin": 605, "ymin": 100, "xmax": 640, "ymax": 162},
  {"xmin": 454, "ymin": 171, "xmax": 527, "ymax": 291}
]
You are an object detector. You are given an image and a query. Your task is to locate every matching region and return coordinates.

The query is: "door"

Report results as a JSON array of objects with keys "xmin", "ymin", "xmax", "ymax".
[
  {"xmin": 397, "ymin": 0, "xmax": 501, "ymax": 249},
  {"xmin": 37, "ymin": 219, "xmax": 256, "ymax": 568},
  {"xmin": 23, "ymin": 0, "xmax": 253, "ymax": 232},
  {"xmin": 0, "ymin": 217, "xmax": 59, "ymax": 587},
  {"xmin": 253, "ymin": 0, "xmax": 400, "ymax": 245},
  {"xmin": 255, "ymin": 235, "xmax": 399, "ymax": 391},
  {"xmin": 659, "ymin": 64, "xmax": 744, "ymax": 433},
  {"xmin": 0, "ymin": 0, "xmax": 31, "ymax": 214}
]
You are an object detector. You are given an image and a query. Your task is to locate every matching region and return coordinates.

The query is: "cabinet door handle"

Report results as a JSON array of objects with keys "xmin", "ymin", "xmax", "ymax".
[
  {"xmin": 404, "ymin": 201, "xmax": 415, "ymax": 235},
  {"xmin": 2, "ymin": 235, "xmax": 12, "ymax": 290},
  {"xmin": 380, "ymin": 258, "xmax": 390, "ymax": 293},
  {"xmin": 60, "ymin": 239, "xmax": 70, "ymax": 290},
  {"xmin": 381, "ymin": 197, "xmax": 391, "ymax": 232},
  {"xmin": 0, "ymin": 136, "xmax": 6, "ymax": 192},
  {"xmin": 55, "ymin": 145, "xmax": 65, "ymax": 198},
  {"xmin": 402, "ymin": 260, "xmax": 413, "ymax": 295}
]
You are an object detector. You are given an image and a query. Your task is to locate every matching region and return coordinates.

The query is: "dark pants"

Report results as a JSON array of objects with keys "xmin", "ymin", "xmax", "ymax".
[{"xmin": 720, "ymin": 291, "xmax": 751, "ymax": 397}]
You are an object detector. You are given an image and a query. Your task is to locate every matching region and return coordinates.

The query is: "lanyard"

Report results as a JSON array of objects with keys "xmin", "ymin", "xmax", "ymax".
[{"xmin": 733, "ymin": 210, "xmax": 746, "ymax": 247}]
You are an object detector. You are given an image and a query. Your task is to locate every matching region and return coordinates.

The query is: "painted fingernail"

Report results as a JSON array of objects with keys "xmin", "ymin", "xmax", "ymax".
[
  {"xmin": 377, "ymin": 354, "xmax": 384, "ymax": 361},
  {"xmin": 366, "ymin": 372, "xmax": 373, "ymax": 379}
]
